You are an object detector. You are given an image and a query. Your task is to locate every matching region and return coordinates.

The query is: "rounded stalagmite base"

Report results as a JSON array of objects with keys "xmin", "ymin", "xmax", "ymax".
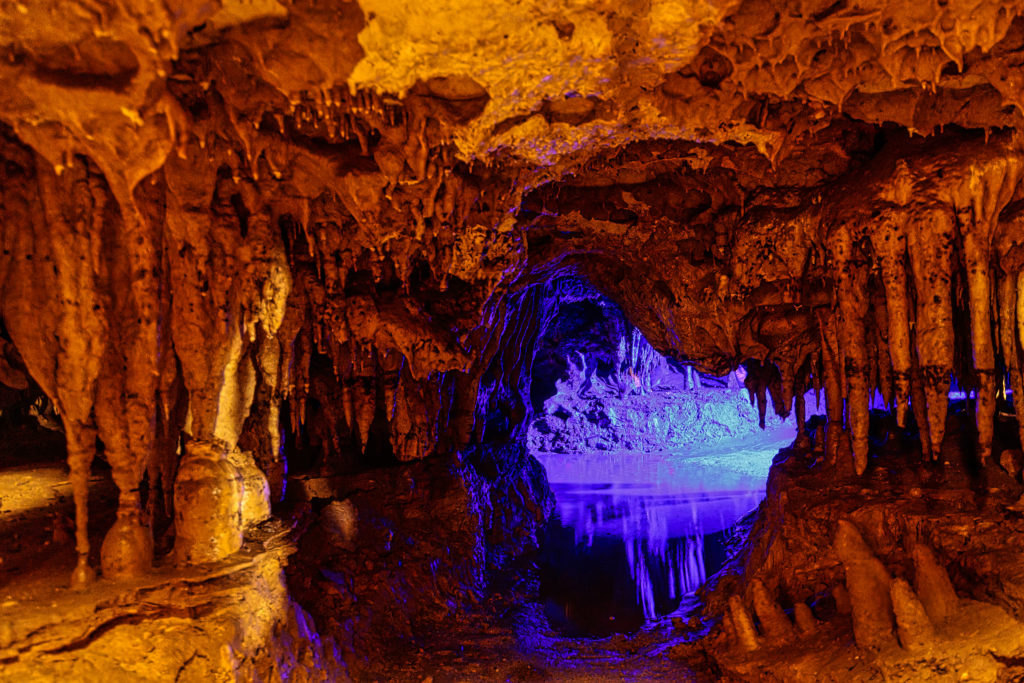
[
  {"xmin": 173, "ymin": 439, "xmax": 245, "ymax": 566},
  {"xmin": 100, "ymin": 507, "xmax": 154, "ymax": 580}
]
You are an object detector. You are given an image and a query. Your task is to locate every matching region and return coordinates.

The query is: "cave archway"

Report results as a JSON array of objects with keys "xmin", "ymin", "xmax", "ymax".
[{"xmin": 476, "ymin": 275, "xmax": 822, "ymax": 637}]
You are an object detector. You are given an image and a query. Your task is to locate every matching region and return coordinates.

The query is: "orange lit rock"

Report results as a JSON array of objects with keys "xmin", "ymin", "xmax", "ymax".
[
  {"xmin": 834, "ymin": 519, "xmax": 897, "ymax": 650},
  {"xmin": 228, "ymin": 448, "xmax": 272, "ymax": 528},
  {"xmin": 6, "ymin": 0, "xmax": 1024, "ymax": 678},
  {"xmin": 173, "ymin": 440, "xmax": 245, "ymax": 566},
  {"xmin": 100, "ymin": 509, "xmax": 154, "ymax": 581},
  {"xmin": 890, "ymin": 578, "xmax": 935, "ymax": 651}
]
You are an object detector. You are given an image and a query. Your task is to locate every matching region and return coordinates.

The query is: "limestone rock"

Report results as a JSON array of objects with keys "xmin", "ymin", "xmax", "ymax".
[
  {"xmin": 834, "ymin": 519, "xmax": 897, "ymax": 650},
  {"xmin": 227, "ymin": 448, "xmax": 272, "ymax": 528},
  {"xmin": 173, "ymin": 440, "xmax": 245, "ymax": 566},
  {"xmin": 100, "ymin": 510, "xmax": 154, "ymax": 580},
  {"xmin": 833, "ymin": 583, "xmax": 852, "ymax": 615},
  {"xmin": 751, "ymin": 579, "xmax": 795, "ymax": 643},
  {"xmin": 728, "ymin": 595, "xmax": 760, "ymax": 652},
  {"xmin": 1000, "ymin": 448, "xmax": 1023, "ymax": 480},
  {"xmin": 913, "ymin": 543, "xmax": 960, "ymax": 623},
  {"xmin": 890, "ymin": 577, "xmax": 935, "ymax": 651},
  {"xmin": 793, "ymin": 602, "xmax": 819, "ymax": 635}
]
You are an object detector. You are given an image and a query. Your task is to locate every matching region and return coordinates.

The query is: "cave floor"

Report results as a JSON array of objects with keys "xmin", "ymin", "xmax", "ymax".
[
  {"xmin": 0, "ymin": 436, "xmax": 330, "ymax": 681},
  {"xmin": 359, "ymin": 574, "xmax": 710, "ymax": 683},
  {"xmin": 0, "ymin": 426, "xmax": 117, "ymax": 611},
  {"xmin": 0, "ymin": 425, "xmax": 712, "ymax": 682},
  {"xmin": 0, "ymin": 474, "xmax": 709, "ymax": 682}
]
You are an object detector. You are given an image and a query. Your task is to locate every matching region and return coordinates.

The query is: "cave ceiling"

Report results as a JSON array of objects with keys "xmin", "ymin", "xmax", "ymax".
[{"xmin": 3, "ymin": 0, "xmax": 1024, "ymax": 519}]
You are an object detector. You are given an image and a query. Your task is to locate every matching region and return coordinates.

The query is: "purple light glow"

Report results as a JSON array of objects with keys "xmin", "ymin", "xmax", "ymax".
[
  {"xmin": 531, "ymin": 337, "xmax": 819, "ymax": 628},
  {"xmin": 528, "ymin": 283, "xmax": 825, "ymax": 633},
  {"xmin": 537, "ymin": 429, "xmax": 795, "ymax": 623}
]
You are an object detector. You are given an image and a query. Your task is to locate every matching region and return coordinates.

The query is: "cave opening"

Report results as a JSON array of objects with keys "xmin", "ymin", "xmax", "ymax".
[{"xmin": 520, "ymin": 278, "xmax": 816, "ymax": 637}]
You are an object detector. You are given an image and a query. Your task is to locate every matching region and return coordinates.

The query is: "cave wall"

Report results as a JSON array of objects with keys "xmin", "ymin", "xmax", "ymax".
[{"xmin": 3, "ymin": 1, "xmax": 1024, "ymax": 668}]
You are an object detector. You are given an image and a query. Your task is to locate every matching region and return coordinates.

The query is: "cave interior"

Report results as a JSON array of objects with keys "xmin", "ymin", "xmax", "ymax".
[{"xmin": 4, "ymin": 0, "xmax": 1024, "ymax": 680}]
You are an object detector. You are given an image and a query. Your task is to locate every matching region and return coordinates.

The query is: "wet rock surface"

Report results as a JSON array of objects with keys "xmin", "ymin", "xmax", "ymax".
[{"xmin": 5, "ymin": 0, "xmax": 1024, "ymax": 678}]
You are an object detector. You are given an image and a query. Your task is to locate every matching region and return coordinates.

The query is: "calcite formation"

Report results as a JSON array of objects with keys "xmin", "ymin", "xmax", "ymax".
[{"xmin": 4, "ymin": 0, "xmax": 1024, "ymax": 679}]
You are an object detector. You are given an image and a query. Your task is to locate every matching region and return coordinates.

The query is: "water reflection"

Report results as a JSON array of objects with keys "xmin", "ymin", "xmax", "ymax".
[{"xmin": 535, "ymin": 431, "xmax": 792, "ymax": 636}]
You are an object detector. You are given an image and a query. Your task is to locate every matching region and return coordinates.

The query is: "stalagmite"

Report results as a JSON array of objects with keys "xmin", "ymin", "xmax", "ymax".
[
  {"xmin": 913, "ymin": 543, "xmax": 960, "ymax": 622},
  {"xmin": 95, "ymin": 404, "xmax": 153, "ymax": 580},
  {"xmin": 834, "ymin": 519, "xmax": 897, "ymax": 649},
  {"xmin": 833, "ymin": 583, "xmax": 852, "ymax": 614},
  {"xmin": 751, "ymin": 579, "xmax": 795, "ymax": 642},
  {"xmin": 728, "ymin": 595, "xmax": 760, "ymax": 651},
  {"xmin": 890, "ymin": 578, "xmax": 934, "ymax": 650},
  {"xmin": 174, "ymin": 439, "xmax": 246, "ymax": 565},
  {"xmin": 66, "ymin": 425, "xmax": 99, "ymax": 587},
  {"xmin": 793, "ymin": 602, "xmax": 818, "ymax": 634}
]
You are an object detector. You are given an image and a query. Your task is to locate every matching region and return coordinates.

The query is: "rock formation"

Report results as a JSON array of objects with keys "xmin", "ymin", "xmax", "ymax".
[{"xmin": 4, "ymin": 0, "xmax": 1024, "ymax": 680}]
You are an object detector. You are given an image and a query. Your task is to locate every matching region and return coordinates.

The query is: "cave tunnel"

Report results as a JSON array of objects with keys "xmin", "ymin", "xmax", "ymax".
[
  {"xmin": 523, "ymin": 277, "xmax": 810, "ymax": 638},
  {"xmin": 5, "ymin": 1, "xmax": 1024, "ymax": 681}
]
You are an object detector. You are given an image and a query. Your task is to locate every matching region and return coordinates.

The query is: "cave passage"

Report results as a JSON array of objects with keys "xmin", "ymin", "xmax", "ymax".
[
  {"xmin": 524, "ymin": 289, "xmax": 816, "ymax": 636},
  {"xmin": 15, "ymin": 2, "xmax": 1024, "ymax": 678}
]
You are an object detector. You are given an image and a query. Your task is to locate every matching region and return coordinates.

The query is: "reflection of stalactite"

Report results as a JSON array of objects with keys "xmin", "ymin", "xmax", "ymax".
[{"xmin": 560, "ymin": 485, "xmax": 762, "ymax": 623}]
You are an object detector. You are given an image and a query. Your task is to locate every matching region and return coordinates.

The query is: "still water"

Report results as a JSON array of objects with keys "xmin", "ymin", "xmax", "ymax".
[{"xmin": 534, "ymin": 431, "xmax": 793, "ymax": 637}]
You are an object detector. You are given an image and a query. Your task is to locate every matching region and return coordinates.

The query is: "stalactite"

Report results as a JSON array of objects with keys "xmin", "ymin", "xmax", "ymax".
[
  {"xmin": 767, "ymin": 365, "xmax": 787, "ymax": 420},
  {"xmin": 812, "ymin": 351, "xmax": 823, "ymax": 410},
  {"xmin": 869, "ymin": 211, "xmax": 912, "ymax": 426},
  {"xmin": 961, "ymin": 210, "xmax": 997, "ymax": 464},
  {"xmin": 875, "ymin": 322, "xmax": 894, "ymax": 413},
  {"xmin": 908, "ymin": 207, "xmax": 956, "ymax": 460},
  {"xmin": 744, "ymin": 363, "xmax": 770, "ymax": 429},
  {"xmin": 909, "ymin": 353, "xmax": 933, "ymax": 461},
  {"xmin": 1014, "ymin": 269, "xmax": 1024, "ymax": 457},
  {"xmin": 11, "ymin": 159, "xmax": 112, "ymax": 586},
  {"xmin": 829, "ymin": 223, "xmax": 871, "ymax": 475},
  {"xmin": 794, "ymin": 385, "xmax": 808, "ymax": 447},
  {"xmin": 356, "ymin": 377, "xmax": 376, "ymax": 454},
  {"xmin": 996, "ymin": 269, "xmax": 1019, "ymax": 409},
  {"xmin": 818, "ymin": 310, "xmax": 846, "ymax": 466}
]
